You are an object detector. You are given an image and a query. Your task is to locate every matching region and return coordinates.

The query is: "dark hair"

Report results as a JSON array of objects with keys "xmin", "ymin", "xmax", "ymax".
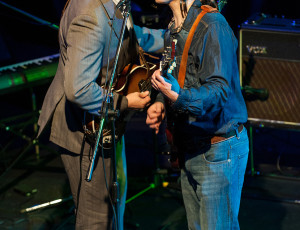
[
  {"xmin": 180, "ymin": 0, "xmax": 187, "ymax": 18},
  {"xmin": 200, "ymin": 0, "xmax": 218, "ymax": 8}
]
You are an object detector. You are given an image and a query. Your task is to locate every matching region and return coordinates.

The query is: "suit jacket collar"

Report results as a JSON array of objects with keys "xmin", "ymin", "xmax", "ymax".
[{"xmin": 101, "ymin": 0, "xmax": 124, "ymax": 38}]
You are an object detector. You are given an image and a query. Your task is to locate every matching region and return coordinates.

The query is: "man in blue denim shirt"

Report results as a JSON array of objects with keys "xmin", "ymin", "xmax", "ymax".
[{"xmin": 147, "ymin": 0, "xmax": 249, "ymax": 229}]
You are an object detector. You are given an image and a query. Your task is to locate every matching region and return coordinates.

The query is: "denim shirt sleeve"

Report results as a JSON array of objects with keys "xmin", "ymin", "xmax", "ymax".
[
  {"xmin": 134, "ymin": 25, "xmax": 165, "ymax": 53},
  {"xmin": 172, "ymin": 22, "xmax": 236, "ymax": 118}
]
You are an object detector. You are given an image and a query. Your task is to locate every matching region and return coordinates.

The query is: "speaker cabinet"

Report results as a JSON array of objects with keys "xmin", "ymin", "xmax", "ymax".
[{"xmin": 239, "ymin": 24, "xmax": 300, "ymax": 128}]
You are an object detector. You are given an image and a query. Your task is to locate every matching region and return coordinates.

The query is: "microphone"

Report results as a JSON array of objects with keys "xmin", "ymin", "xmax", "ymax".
[{"xmin": 242, "ymin": 85, "xmax": 269, "ymax": 101}]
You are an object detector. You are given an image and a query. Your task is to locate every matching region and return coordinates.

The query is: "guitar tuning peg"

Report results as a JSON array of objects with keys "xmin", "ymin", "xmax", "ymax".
[
  {"xmin": 172, "ymin": 62, "xmax": 176, "ymax": 67},
  {"xmin": 169, "ymin": 66, "xmax": 174, "ymax": 71},
  {"xmin": 167, "ymin": 69, "xmax": 172, "ymax": 74}
]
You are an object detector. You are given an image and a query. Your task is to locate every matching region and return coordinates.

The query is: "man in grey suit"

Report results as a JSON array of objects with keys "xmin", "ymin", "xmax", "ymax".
[{"xmin": 37, "ymin": 0, "xmax": 164, "ymax": 229}]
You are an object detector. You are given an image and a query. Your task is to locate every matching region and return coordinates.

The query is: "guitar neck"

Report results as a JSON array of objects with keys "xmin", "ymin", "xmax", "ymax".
[{"xmin": 138, "ymin": 64, "xmax": 157, "ymax": 93}]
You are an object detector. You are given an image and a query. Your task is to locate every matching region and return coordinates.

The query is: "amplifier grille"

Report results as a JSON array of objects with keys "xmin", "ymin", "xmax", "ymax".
[{"xmin": 242, "ymin": 58, "xmax": 300, "ymax": 126}]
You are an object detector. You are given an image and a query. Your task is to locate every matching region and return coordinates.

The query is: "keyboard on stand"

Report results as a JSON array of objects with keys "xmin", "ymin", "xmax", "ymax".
[
  {"xmin": 0, "ymin": 54, "xmax": 60, "ymax": 171},
  {"xmin": 0, "ymin": 53, "xmax": 59, "ymax": 95}
]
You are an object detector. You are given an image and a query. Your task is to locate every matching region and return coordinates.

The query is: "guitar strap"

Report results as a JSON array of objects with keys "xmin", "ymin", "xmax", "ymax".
[{"xmin": 178, "ymin": 5, "xmax": 219, "ymax": 88}]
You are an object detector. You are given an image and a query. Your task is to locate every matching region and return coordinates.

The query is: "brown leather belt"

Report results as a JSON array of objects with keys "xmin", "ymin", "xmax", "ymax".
[{"xmin": 210, "ymin": 124, "xmax": 244, "ymax": 144}]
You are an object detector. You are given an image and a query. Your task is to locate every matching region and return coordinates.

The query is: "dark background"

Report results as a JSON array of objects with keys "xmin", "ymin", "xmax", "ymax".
[
  {"xmin": 1, "ymin": 0, "xmax": 299, "ymax": 66},
  {"xmin": 0, "ymin": 1, "xmax": 300, "ymax": 229},
  {"xmin": 0, "ymin": 0, "xmax": 300, "ymax": 174},
  {"xmin": 0, "ymin": 0, "xmax": 300, "ymax": 169}
]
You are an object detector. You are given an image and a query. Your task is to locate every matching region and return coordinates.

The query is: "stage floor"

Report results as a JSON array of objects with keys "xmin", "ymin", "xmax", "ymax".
[{"xmin": 1, "ymin": 110, "xmax": 300, "ymax": 230}]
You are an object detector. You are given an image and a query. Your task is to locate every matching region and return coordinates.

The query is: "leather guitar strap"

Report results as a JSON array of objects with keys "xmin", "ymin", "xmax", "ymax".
[{"xmin": 178, "ymin": 5, "xmax": 219, "ymax": 88}]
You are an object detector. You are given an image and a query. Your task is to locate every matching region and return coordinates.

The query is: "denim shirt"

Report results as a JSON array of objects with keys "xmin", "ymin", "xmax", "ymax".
[{"xmin": 165, "ymin": 1, "xmax": 247, "ymax": 136}]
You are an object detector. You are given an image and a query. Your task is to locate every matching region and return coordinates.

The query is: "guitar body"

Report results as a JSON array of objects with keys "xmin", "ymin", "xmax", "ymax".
[{"xmin": 114, "ymin": 63, "xmax": 157, "ymax": 95}]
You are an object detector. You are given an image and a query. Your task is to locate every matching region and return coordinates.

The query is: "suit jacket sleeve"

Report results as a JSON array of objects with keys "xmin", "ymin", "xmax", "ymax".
[{"xmin": 64, "ymin": 12, "xmax": 128, "ymax": 115}]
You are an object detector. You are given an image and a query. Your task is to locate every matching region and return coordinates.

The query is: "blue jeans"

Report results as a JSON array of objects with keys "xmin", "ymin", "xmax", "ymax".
[{"xmin": 181, "ymin": 127, "xmax": 249, "ymax": 230}]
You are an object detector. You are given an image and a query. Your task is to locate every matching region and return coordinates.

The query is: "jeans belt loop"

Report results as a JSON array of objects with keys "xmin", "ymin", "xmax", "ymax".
[
  {"xmin": 210, "ymin": 124, "xmax": 243, "ymax": 144},
  {"xmin": 236, "ymin": 126, "xmax": 241, "ymax": 139}
]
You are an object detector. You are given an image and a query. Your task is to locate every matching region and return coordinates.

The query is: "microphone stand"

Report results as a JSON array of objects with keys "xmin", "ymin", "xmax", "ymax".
[{"xmin": 85, "ymin": 1, "xmax": 131, "ymax": 229}]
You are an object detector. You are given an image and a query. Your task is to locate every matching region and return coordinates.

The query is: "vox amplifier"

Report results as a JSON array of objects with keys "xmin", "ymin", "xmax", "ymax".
[{"xmin": 239, "ymin": 15, "xmax": 300, "ymax": 128}]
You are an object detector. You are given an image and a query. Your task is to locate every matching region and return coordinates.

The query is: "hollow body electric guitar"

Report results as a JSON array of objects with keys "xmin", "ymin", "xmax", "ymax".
[{"xmin": 114, "ymin": 62, "xmax": 157, "ymax": 96}]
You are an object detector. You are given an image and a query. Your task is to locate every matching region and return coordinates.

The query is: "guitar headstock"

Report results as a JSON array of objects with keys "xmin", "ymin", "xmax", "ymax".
[
  {"xmin": 159, "ymin": 39, "xmax": 177, "ymax": 75},
  {"xmin": 218, "ymin": 0, "xmax": 227, "ymax": 12},
  {"xmin": 159, "ymin": 48, "xmax": 171, "ymax": 73}
]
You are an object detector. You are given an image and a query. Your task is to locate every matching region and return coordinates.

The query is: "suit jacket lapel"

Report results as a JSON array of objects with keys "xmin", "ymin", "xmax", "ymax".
[{"xmin": 100, "ymin": 0, "xmax": 123, "ymax": 39}]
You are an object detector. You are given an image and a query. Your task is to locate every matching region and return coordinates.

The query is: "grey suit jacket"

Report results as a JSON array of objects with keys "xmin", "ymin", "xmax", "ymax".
[{"xmin": 37, "ymin": 0, "xmax": 138, "ymax": 153}]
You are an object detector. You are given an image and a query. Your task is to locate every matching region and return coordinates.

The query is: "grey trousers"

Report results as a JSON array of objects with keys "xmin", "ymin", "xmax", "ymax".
[{"xmin": 60, "ymin": 137, "xmax": 127, "ymax": 230}]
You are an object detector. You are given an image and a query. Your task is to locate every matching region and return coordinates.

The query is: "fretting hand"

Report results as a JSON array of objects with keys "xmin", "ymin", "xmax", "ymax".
[
  {"xmin": 164, "ymin": 72, "xmax": 180, "ymax": 93},
  {"xmin": 151, "ymin": 69, "xmax": 179, "ymax": 103}
]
